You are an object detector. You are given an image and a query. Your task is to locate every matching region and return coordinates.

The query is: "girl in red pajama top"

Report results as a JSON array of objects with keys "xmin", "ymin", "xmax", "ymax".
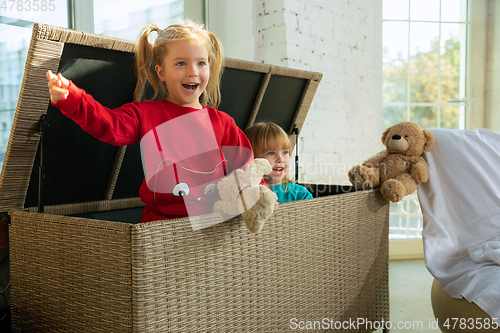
[{"xmin": 46, "ymin": 21, "xmax": 261, "ymax": 224}]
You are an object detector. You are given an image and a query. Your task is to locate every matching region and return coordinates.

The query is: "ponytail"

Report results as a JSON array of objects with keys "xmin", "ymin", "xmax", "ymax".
[
  {"xmin": 134, "ymin": 24, "xmax": 164, "ymax": 101},
  {"xmin": 202, "ymin": 31, "xmax": 224, "ymax": 108}
]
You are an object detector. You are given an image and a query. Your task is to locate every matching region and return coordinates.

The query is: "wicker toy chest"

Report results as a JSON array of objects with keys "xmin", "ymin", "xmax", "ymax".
[{"xmin": 0, "ymin": 24, "xmax": 390, "ymax": 332}]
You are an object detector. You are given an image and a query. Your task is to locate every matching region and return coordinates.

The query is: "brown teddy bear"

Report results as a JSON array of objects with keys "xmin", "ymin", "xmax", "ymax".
[{"xmin": 348, "ymin": 121, "xmax": 435, "ymax": 202}]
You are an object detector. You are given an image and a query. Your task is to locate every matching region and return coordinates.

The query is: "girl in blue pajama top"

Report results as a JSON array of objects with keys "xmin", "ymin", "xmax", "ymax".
[{"xmin": 245, "ymin": 122, "xmax": 313, "ymax": 203}]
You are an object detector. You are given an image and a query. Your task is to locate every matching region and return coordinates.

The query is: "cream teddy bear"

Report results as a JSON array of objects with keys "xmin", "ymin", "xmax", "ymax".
[{"xmin": 213, "ymin": 158, "xmax": 278, "ymax": 233}]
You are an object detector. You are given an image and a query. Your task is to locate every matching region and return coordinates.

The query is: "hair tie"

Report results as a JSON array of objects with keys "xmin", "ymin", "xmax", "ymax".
[{"xmin": 157, "ymin": 28, "xmax": 163, "ymax": 35}]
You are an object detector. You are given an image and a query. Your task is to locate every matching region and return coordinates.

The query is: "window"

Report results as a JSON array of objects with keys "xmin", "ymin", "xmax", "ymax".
[
  {"xmin": 0, "ymin": 3, "xmax": 69, "ymax": 170},
  {"xmin": 93, "ymin": 0, "xmax": 205, "ymax": 41},
  {"xmin": 382, "ymin": 0, "xmax": 470, "ymax": 239}
]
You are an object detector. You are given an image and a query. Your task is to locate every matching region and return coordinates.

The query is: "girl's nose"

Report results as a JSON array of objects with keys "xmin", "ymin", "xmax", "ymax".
[{"xmin": 187, "ymin": 65, "xmax": 198, "ymax": 77}]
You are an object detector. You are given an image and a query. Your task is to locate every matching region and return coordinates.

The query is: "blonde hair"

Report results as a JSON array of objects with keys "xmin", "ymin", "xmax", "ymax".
[
  {"xmin": 245, "ymin": 122, "xmax": 292, "ymax": 186},
  {"xmin": 134, "ymin": 21, "xmax": 224, "ymax": 107}
]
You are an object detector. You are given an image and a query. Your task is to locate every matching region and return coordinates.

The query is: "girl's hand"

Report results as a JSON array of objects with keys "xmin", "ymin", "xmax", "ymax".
[
  {"xmin": 274, "ymin": 202, "xmax": 279, "ymax": 212},
  {"xmin": 46, "ymin": 70, "xmax": 69, "ymax": 104}
]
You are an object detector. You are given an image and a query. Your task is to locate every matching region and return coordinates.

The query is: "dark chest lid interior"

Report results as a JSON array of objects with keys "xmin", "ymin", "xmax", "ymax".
[{"xmin": 1, "ymin": 24, "xmax": 322, "ymax": 211}]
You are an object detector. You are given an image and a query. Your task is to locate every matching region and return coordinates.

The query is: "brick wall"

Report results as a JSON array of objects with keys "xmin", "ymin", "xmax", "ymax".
[{"xmin": 254, "ymin": 0, "xmax": 383, "ymax": 185}]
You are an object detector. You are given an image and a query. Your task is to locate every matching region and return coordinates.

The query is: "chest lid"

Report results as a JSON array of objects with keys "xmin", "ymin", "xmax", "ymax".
[{"xmin": 0, "ymin": 24, "xmax": 322, "ymax": 213}]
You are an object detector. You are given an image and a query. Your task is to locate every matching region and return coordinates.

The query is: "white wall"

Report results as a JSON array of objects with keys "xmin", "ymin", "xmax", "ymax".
[
  {"xmin": 212, "ymin": 0, "xmax": 383, "ymax": 185},
  {"xmin": 485, "ymin": 0, "xmax": 500, "ymax": 131},
  {"xmin": 468, "ymin": 0, "xmax": 487, "ymax": 130}
]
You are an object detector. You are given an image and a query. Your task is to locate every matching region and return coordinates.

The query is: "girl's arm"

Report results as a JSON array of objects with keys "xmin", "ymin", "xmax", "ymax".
[{"xmin": 46, "ymin": 70, "xmax": 141, "ymax": 146}]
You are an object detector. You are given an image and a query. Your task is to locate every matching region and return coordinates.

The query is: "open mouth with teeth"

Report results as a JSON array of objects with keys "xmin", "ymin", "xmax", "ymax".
[
  {"xmin": 183, "ymin": 83, "xmax": 199, "ymax": 92},
  {"xmin": 272, "ymin": 167, "xmax": 284, "ymax": 176}
]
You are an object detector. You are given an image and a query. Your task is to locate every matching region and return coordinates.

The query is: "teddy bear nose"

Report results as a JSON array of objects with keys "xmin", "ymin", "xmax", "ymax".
[{"xmin": 392, "ymin": 135, "xmax": 402, "ymax": 140}]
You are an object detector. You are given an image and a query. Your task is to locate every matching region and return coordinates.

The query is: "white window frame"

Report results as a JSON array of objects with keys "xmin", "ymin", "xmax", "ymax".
[
  {"xmin": 70, "ymin": 0, "xmax": 94, "ymax": 33},
  {"xmin": 468, "ymin": 0, "xmax": 487, "ymax": 130}
]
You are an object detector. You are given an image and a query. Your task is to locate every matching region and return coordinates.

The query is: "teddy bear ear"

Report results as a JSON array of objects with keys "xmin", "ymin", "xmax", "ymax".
[
  {"xmin": 423, "ymin": 129, "xmax": 436, "ymax": 152},
  {"xmin": 381, "ymin": 126, "xmax": 392, "ymax": 144}
]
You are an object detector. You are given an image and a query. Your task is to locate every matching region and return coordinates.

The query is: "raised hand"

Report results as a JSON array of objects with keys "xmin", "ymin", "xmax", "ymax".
[{"xmin": 46, "ymin": 70, "xmax": 69, "ymax": 104}]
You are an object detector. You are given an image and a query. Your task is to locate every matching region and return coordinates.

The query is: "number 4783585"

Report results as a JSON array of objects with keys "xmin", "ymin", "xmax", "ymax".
[
  {"xmin": 1, "ymin": 0, "xmax": 56, "ymax": 11},
  {"xmin": 443, "ymin": 318, "xmax": 499, "ymax": 330}
]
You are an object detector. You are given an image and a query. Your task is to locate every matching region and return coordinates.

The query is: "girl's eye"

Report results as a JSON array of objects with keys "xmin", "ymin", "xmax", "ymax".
[
  {"xmin": 172, "ymin": 182, "xmax": 190, "ymax": 197},
  {"xmin": 198, "ymin": 61, "xmax": 206, "ymax": 66},
  {"xmin": 177, "ymin": 61, "xmax": 186, "ymax": 66},
  {"xmin": 266, "ymin": 151, "xmax": 275, "ymax": 156},
  {"xmin": 283, "ymin": 151, "xmax": 289, "ymax": 155}
]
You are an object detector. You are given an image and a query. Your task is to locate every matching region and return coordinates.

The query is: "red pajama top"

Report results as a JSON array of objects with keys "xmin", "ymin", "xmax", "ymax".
[{"xmin": 53, "ymin": 81, "xmax": 255, "ymax": 222}]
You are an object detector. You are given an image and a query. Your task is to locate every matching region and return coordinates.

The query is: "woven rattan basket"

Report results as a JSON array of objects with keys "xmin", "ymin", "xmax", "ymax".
[{"xmin": 1, "ymin": 24, "xmax": 390, "ymax": 332}]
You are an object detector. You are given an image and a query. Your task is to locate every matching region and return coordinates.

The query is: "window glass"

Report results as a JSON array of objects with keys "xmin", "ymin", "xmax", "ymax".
[
  {"xmin": 409, "ymin": 22, "xmax": 439, "ymax": 103},
  {"xmin": 383, "ymin": 0, "xmax": 409, "ymax": 20},
  {"xmin": 440, "ymin": 23, "xmax": 465, "ymax": 103},
  {"xmin": 410, "ymin": 105, "xmax": 438, "ymax": 128},
  {"xmin": 441, "ymin": 105, "xmax": 460, "ymax": 128},
  {"xmin": 383, "ymin": 105, "xmax": 406, "ymax": 129},
  {"xmin": 0, "ymin": 0, "xmax": 67, "ymax": 27},
  {"xmin": 383, "ymin": 21, "xmax": 408, "ymax": 104},
  {"xmin": 0, "ymin": 25, "xmax": 31, "ymax": 169},
  {"xmin": 93, "ymin": 0, "xmax": 205, "ymax": 41},
  {"xmin": 441, "ymin": 0, "xmax": 462, "ymax": 22},
  {"xmin": 0, "ymin": 2, "xmax": 69, "ymax": 169},
  {"xmin": 410, "ymin": 0, "xmax": 440, "ymax": 21}
]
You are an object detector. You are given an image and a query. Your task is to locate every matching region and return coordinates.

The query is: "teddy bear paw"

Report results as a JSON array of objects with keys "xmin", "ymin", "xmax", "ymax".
[
  {"xmin": 411, "ymin": 164, "xmax": 429, "ymax": 184},
  {"xmin": 240, "ymin": 186, "xmax": 277, "ymax": 234},
  {"xmin": 348, "ymin": 165, "xmax": 378, "ymax": 190},
  {"xmin": 380, "ymin": 179, "xmax": 406, "ymax": 203},
  {"xmin": 243, "ymin": 214, "xmax": 265, "ymax": 234}
]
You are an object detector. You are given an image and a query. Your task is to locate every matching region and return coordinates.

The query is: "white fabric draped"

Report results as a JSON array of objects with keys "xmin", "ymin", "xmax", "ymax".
[{"xmin": 418, "ymin": 128, "xmax": 500, "ymax": 322}]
